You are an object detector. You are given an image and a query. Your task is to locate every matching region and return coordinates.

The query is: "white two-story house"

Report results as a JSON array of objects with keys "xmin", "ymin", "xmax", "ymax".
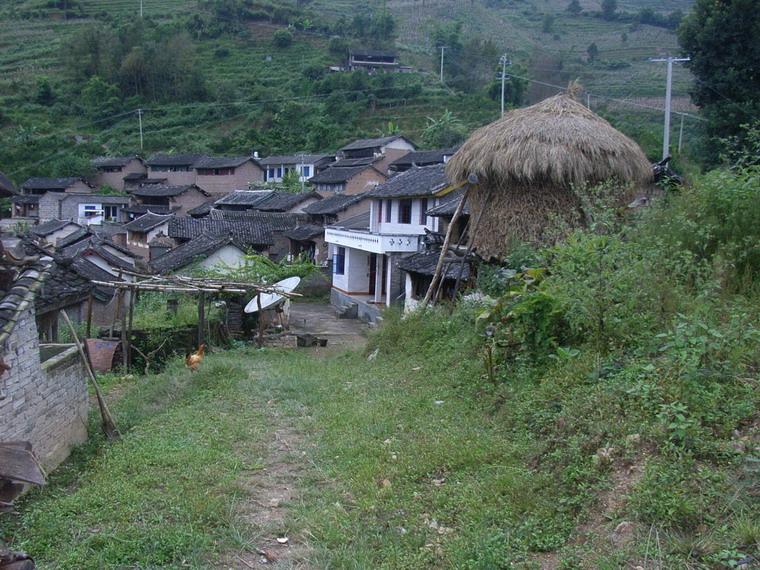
[{"xmin": 324, "ymin": 164, "xmax": 449, "ymax": 322}]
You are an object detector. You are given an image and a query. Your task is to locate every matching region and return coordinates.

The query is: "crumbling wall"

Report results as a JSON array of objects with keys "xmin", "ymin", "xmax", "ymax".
[{"xmin": 0, "ymin": 306, "xmax": 88, "ymax": 470}]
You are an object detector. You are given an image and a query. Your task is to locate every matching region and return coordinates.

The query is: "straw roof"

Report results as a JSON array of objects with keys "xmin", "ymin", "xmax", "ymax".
[
  {"xmin": 444, "ymin": 91, "xmax": 652, "ymax": 259},
  {"xmin": 446, "ymin": 92, "xmax": 652, "ymax": 188}
]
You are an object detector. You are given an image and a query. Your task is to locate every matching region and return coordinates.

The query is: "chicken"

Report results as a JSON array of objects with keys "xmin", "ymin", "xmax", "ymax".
[{"xmin": 185, "ymin": 343, "xmax": 206, "ymax": 372}]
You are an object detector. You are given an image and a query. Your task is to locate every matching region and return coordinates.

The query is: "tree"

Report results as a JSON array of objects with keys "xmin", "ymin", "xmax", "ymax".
[
  {"xmin": 422, "ymin": 110, "xmax": 467, "ymax": 148},
  {"xmin": 678, "ymin": 0, "xmax": 760, "ymax": 163},
  {"xmin": 542, "ymin": 14, "xmax": 555, "ymax": 33},
  {"xmin": 35, "ymin": 77, "xmax": 55, "ymax": 106},
  {"xmin": 81, "ymin": 76, "xmax": 122, "ymax": 119},
  {"xmin": 273, "ymin": 29, "xmax": 293, "ymax": 48},
  {"xmin": 567, "ymin": 0, "xmax": 581, "ymax": 15},
  {"xmin": 601, "ymin": 0, "xmax": 616, "ymax": 20},
  {"xmin": 586, "ymin": 42, "xmax": 599, "ymax": 62}
]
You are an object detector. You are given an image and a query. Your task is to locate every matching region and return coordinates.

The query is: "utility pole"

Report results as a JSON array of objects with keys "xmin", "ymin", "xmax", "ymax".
[
  {"xmin": 586, "ymin": 92, "xmax": 591, "ymax": 109},
  {"xmin": 137, "ymin": 109, "xmax": 144, "ymax": 151},
  {"xmin": 439, "ymin": 46, "xmax": 446, "ymax": 84},
  {"xmin": 650, "ymin": 55, "xmax": 690, "ymax": 160},
  {"xmin": 140, "ymin": 0, "xmax": 143, "ymax": 17},
  {"xmin": 499, "ymin": 54, "xmax": 511, "ymax": 116}
]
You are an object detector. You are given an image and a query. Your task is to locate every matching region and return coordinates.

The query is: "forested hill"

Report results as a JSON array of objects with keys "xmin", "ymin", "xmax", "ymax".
[{"xmin": 0, "ymin": 0, "xmax": 695, "ymax": 185}]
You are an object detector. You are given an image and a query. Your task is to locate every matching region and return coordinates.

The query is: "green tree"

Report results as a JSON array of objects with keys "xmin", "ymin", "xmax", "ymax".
[
  {"xmin": 601, "ymin": 0, "xmax": 617, "ymax": 20},
  {"xmin": 81, "ymin": 76, "xmax": 121, "ymax": 119},
  {"xmin": 542, "ymin": 14, "xmax": 555, "ymax": 33},
  {"xmin": 587, "ymin": 42, "xmax": 599, "ymax": 61},
  {"xmin": 678, "ymin": 0, "xmax": 760, "ymax": 163},
  {"xmin": 422, "ymin": 110, "xmax": 467, "ymax": 148},
  {"xmin": 273, "ymin": 29, "xmax": 293, "ymax": 48},
  {"xmin": 35, "ymin": 77, "xmax": 55, "ymax": 106},
  {"xmin": 567, "ymin": 0, "xmax": 582, "ymax": 15}
]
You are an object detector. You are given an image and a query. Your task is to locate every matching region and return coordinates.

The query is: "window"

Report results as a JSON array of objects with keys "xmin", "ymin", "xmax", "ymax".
[
  {"xmin": 276, "ymin": 167, "xmax": 283, "ymax": 178},
  {"xmin": 399, "ymin": 199, "xmax": 413, "ymax": 224},
  {"xmin": 301, "ymin": 165, "xmax": 311, "ymax": 177},
  {"xmin": 83, "ymin": 204, "xmax": 99, "ymax": 218},
  {"xmin": 267, "ymin": 168, "xmax": 275, "ymax": 180},
  {"xmin": 104, "ymin": 205, "xmax": 119, "ymax": 221},
  {"xmin": 384, "ymin": 200, "xmax": 392, "ymax": 223},
  {"xmin": 376, "ymin": 200, "xmax": 383, "ymax": 223},
  {"xmin": 419, "ymin": 198, "xmax": 428, "ymax": 225},
  {"xmin": 333, "ymin": 247, "xmax": 346, "ymax": 275}
]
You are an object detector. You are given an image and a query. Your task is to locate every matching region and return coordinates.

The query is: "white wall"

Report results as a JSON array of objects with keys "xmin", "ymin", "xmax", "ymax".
[
  {"xmin": 331, "ymin": 244, "xmax": 370, "ymax": 294},
  {"xmin": 370, "ymin": 198, "xmax": 439, "ymax": 234},
  {"xmin": 200, "ymin": 245, "xmax": 246, "ymax": 269}
]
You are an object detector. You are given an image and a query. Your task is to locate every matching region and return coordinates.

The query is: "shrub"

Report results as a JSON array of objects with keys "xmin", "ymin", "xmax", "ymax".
[{"xmin": 272, "ymin": 29, "xmax": 293, "ymax": 48}]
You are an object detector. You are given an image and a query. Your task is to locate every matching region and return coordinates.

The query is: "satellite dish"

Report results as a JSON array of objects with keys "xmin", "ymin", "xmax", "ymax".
[{"xmin": 244, "ymin": 276, "xmax": 301, "ymax": 313}]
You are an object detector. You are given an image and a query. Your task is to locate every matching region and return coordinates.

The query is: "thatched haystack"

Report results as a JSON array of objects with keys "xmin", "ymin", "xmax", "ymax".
[{"xmin": 446, "ymin": 91, "xmax": 652, "ymax": 260}]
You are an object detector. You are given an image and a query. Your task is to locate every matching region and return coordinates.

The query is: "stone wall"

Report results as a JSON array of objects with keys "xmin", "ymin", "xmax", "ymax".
[{"xmin": 0, "ymin": 306, "xmax": 89, "ymax": 470}]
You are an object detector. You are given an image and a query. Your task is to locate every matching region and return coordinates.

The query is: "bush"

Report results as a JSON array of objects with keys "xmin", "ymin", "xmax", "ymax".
[{"xmin": 272, "ymin": 29, "xmax": 293, "ymax": 48}]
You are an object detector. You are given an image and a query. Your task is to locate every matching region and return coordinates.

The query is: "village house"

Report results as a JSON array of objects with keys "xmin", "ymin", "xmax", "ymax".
[
  {"xmin": 260, "ymin": 154, "xmax": 335, "ymax": 183},
  {"xmin": 145, "ymin": 153, "xmax": 204, "ymax": 186},
  {"xmin": 123, "ymin": 173, "xmax": 167, "ymax": 192},
  {"xmin": 0, "ymin": 254, "xmax": 89, "ymax": 471},
  {"xmin": 348, "ymin": 49, "xmax": 401, "ymax": 73},
  {"xmin": 388, "ymin": 148, "xmax": 457, "ymax": 173},
  {"xmin": 38, "ymin": 192, "xmax": 129, "ymax": 225},
  {"xmin": 151, "ymin": 233, "xmax": 248, "ymax": 274},
  {"xmin": 309, "ymin": 158, "xmax": 387, "ymax": 195},
  {"xmin": 286, "ymin": 193, "xmax": 371, "ymax": 264},
  {"xmin": 124, "ymin": 212, "xmax": 174, "ymax": 257},
  {"xmin": 30, "ymin": 219, "xmax": 82, "ymax": 246},
  {"xmin": 193, "ymin": 156, "xmax": 264, "ymax": 196},
  {"xmin": 214, "ymin": 189, "xmax": 321, "ymax": 214},
  {"xmin": 128, "ymin": 184, "xmax": 210, "ymax": 217},
  {"xmin": 324, "ymin": 164, "xmax": 449, "ymax": 322},
  {"xmin": 91, "ymin": 156, "xmax": 147, "ymax": 191},
  {"xmin": 12, "ymin": 177, "xmax": 93, "ymax": 220},
  {"xmin": 336, "ymin": 135, "xmax": 416, "ymax": 174}
]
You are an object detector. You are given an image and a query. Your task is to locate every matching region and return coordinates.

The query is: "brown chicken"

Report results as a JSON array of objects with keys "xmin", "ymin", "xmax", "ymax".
[{"xmin": 185, "ymin": 343, "xmax": 205, "ymax": 372}]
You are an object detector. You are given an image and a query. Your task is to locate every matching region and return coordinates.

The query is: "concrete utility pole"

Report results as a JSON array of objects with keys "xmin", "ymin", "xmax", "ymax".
[
  {"xmin": 140, "ymin": 0, "xmax": 143, "ymax": 17},
  {"xmin": 499, "ymin": 54, "xmax": 511, "ymax": 116},
  {"xmin": 439, "ymin": 46, "xmax": 446, "ymax": 83},
  {"xmin": 137, "ymin": 109, "xmax": 144, "ymax": 151},
  {"xmin": 650, "ymin": 55, "xmax": 690, "ymax": 160}
]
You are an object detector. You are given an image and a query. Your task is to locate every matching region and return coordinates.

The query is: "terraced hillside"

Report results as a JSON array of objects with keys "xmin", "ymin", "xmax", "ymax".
[{"xmin": 0, "ymin": 0, "xmax": 700, "ymax": 185}]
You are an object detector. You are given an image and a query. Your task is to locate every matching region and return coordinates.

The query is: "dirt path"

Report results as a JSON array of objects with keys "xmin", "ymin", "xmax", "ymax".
[{"xmin": 288, "ymin": 302, "xmax": 368, "ymax": 351}]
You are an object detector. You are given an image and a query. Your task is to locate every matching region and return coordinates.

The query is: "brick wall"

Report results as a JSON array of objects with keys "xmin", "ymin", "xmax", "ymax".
[{"xmin": 0, "ymin": 306, "xmax": 89, "ymax": 470}]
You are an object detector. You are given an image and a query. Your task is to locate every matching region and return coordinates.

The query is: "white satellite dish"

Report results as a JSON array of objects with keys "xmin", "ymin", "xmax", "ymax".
[{"xmin": 244, "ymin": 276, "xmax": 301, "ymax": 313}]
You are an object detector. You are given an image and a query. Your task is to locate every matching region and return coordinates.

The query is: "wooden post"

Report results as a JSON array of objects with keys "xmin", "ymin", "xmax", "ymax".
[
  {"xmin": 451, "ymin": 186, "xmax": 492, "ymax": 300},
  {"xmin": 127, "ymin": 286, "xmax": 135, "ymax": 372},
  {"xmin": 60, "ymin": 310, "xmax": 119, "ymax": 440},
  {"xmin": 86, "ymin": 293, "xmax": 94, "ymax": 339},
  {"xmin": 256, "ymin": 294, "xmax": 264, "ymax": 348},
  {"xmin": 421, "ymin": 185, "xmax": 472, "ymax": 308},
  {"xmin": 120, "ymin": 290, "xmax": 128, "ymax": 370},
  {"xmin": 109, "ymin": 288, "xmax": 122, "ymax": 339},
  {"xmin": 197, "ymin": 292, "xmax": 206, "ymax": 347}
]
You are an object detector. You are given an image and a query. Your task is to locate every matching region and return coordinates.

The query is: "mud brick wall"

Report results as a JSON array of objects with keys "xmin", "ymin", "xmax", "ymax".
[{"xmin": 0, "ymin": 306, "xmax": 89, "ymax": 470}]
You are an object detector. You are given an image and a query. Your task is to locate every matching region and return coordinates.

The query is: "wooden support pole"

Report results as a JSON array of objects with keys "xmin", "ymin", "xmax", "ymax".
[
  {"xmin": 109, "ymin": 287, "xmax": 122, "ymax": 339},
  {"xmin": 120, "ymin": 290, "xmax": 128, "ymax": 370},
  {"xmin": 86, "ymin": 293, "xmax": 94, "ymax": 339},
  {"xmin": 421, "ymin": 185, "xmax": 472, "ymax": 308},
  {"xmin": 256, "ymin": 294, "xmax": 264, "ymax": 348},
  {"xmin": 127, "ymin": 286, "xmax": 135, "ymax": 372},
  {"xmin": 60, "ymin": 310, "xmax": 119, "ymax": 440},
  {"xmin": 197, "ymin": 292, "xmax": 206, "ymax": 347},
  {"xmin": 452, "ymin": 186, "xmax": 492, "ymax": 301}
]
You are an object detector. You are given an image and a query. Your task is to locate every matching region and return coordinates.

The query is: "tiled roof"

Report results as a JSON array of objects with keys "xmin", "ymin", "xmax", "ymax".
[
  {"xmin": 31, "ymin": 219, "xmax": 78, "ymax": 237},
  {"xmin": 92, "ymin": 156, "xmax": 141, "ymax": 168},
  {"xmin": 389, "ymin": 148, "xmax": 456, "ymax": 169},
  {"xmin": 284, "ymin": 224, "xmax": 323, "ymax": 241},
  {"xmin": 130, "ymin": 184, "xmax": 207, "ymax": 198},
  {"xmin": 303, "ymin": 193, "xmax": 366, "ymax": 215},
  {"xmin": 123, "ymin": 172, "xmax": 149, "ymax": 182},
  {"xmin": 349, "ymin": 48, "xmax": 397, "ymax": 58},
  {"xmin": 124, "ymin": 204, "xmax": 175, "ymax": 216},
  {"xmin": 169, "ymin": 212, "xmax": 300, "ymax": 246},
  {"xmin": 339, "ymin": 135, "xmax": 413, "ymax": 152},
  {"xmin": 194, "ymin": 156, "xmax": 255, "ymax": 169},
  {"xmin": 55, "ymin": 226, "xmax": 90, "ymax": 248},
  {"xmin": 310, "ymin": 165, "xmax": 379, "ymax": 184},
  {"xmin": 259, "ymin": 154, "xmax": 333, "ymax": 166},
  {"xmin": 0, "ymin": 257, "xmax": 52, "ymax": 344},
  {"xmin": 124, "ymin": 212, "xmax": 174, "ymax": 233},
  {"xmin": 146, "ymin": 153, "xmax": 204, "ymax": 167},
  {"xmin": 11, "ymin": 195, "xmax": 40, "ymax": 205},
  {"xmin": 425, "ymin": 188, "xmax": 470, "ymax": 217},
  {"xmin": 36, "ymin": 260, "xmax": 93, "ymax": 314},
  {"xmin": 330, "ymin": 211, "xmax": 370, "ymax": 231},
  {"xmin": 366, "ymin": 164, "xmax": 448, "ymax": 199},
  {"xmin": 186, "ymin": 200, "xmax": 216, "ymax": 217},
  {"xmin": 151, "ymin": 234, "xmax": 246, "ymax": 274},
  {"xmin": 329, "ymin": 156, "xmax": 378, "ymax": 168},
  {"xmin": 214, "ymin": 190, "xmax": 273, "ymax": 207},
  {"xmin": 251, "ymin": 191, "xmax": 320, "ymax": 212},
  {"xmin": 20, "ymin": 177, "xmax": 83, "ymax": 191},
  {"xmin": 398, "ymin": 251, "xmax": 472, "ymax": 280}
]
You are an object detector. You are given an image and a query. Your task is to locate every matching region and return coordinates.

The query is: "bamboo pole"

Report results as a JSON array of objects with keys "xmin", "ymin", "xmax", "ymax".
[
  {"xmin": 60, "ymin": 310, "xmax": 119, "ymax": 440},
  {"xmin": 109, "ymin": 287, "xmax": 122, "ymax": 339},
  {"xmin": 451, "ymin": 186, "xmax": 492, "ymax": 300},
  {"xmin": 120, "ymin": 290, "xmax": 128, "ymax": 370},
  {"xmin": 127, "ymin": 286, "xmax": 135, "ymax": 372},
  {"xmin": 197, "ymin": 292, "xmax": 206, "ymax": 347},
  {"xmin": 421, "ymin": 185, "xmax": 472, "ymax": 308},
  {"xmin": 86, "ymin": 293, "xmax": 93, "ymax": 339}
]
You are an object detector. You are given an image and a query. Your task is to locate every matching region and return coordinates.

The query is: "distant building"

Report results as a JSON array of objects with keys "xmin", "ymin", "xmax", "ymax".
[
  {"xmin": 388, "ymin": 148, "xmax": 457, "ymax": 173},
  {"xmin": 38, "ymin": 192, "xmax": 129, "ymax": 225},
  {"xmin": 20, "ymin": 177, "xmax": 92, "ymax": 195},
  {"xmin": 124, "ymin": 212, "xmax": 174, "ymax": 257},
  {"xmin": 348, "ymin": 49, "xmax": 400, "ymax": 72},
  {"xmin": 337, "ymin": 135, "xmax": 416, "ymax": 174},
  {"xmin": 145, "ymin": 154, "xmax": 205, "ymax": 186},
  {"xmin": 193, "ymin": 156, "xmax": 264, "ymax": 196},
  {"xmin": 259, "ymin": 154, "xmax": 335, "ymax": 183},
  {"xmin": 129, "ymin": 184, "xmax": 210, "ymax": 217},
  {"xmin": 214, "ymin": 190, "xmax": 321, "ymax": 214},
  {"xmin": 91, "ymin": 156, "xmax": 147, "ymax": 191},
  {"xmin": 309, "ymin": 159, "xmax": 387, "ymax": 195}
]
